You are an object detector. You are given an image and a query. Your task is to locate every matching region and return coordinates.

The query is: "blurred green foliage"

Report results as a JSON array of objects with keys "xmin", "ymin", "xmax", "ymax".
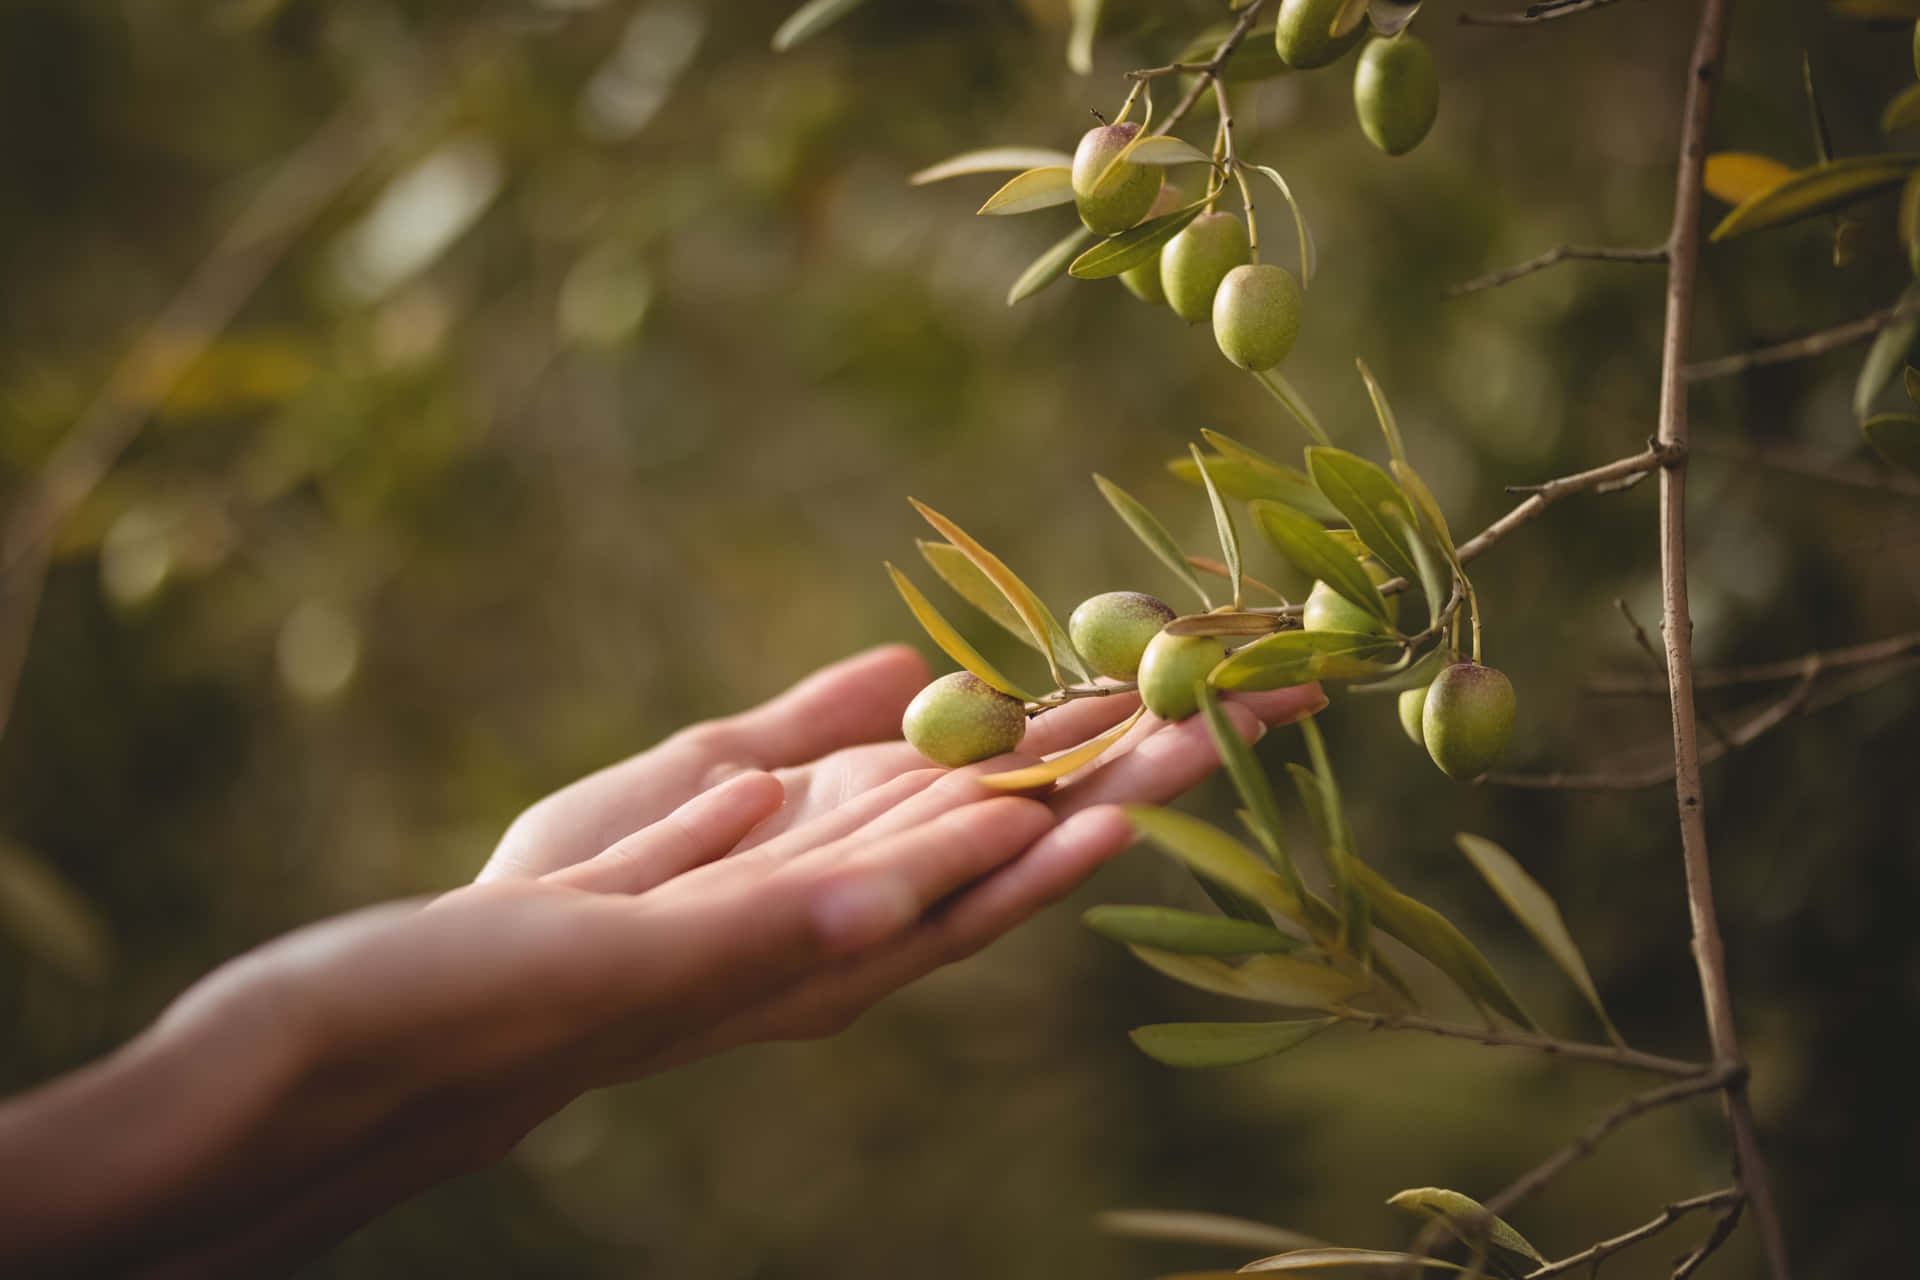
[{"xmin": 2, "ymin": 0, "xmax": 1918, "ymax": 1275}]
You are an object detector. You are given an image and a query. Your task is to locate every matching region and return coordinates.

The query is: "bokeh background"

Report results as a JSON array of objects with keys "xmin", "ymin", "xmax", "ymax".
[{"xmin": 3, "ymin": 0, "xmax": 1917, "ymax": 1275}]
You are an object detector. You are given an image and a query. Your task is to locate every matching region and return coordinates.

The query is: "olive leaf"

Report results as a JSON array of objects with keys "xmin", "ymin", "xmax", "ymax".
[
  {"xmin": 1125, "ymin": 805, "xmax": 1304, "ymax": 925},
  {"xmin": 1126, "ymin": 135, "xmax": 1215, "ymax": 167},
  {"xmin": 910, "ymin": 146, "xmax": 1075, "ymax": 185},
  {"xmin": 1240, "ymin": 1250, "xmax": 1465, "ymax": 1273},
  {"xmin": 1083, "ymin": 905, "xmax": 1303, "ymax": 956},
  {"xmin": 1805, "ymin": 54, "xmax": 1835, "ymax": 165},
  {"xmin": 917, "ymin": 540, "xmax": 1090, "ymax": 680},
  {"xmin": 1855, "ymin": 280, "xmax": 1920, "ymax": 419},
  {"xmin": 1066, "ymin": 0, "xmax": 1101, "ymax": 75},
  {"xmin": 1195, "ymin": 683, "xmax": 1308, "ymax": 902},
  {"xmin": 1389, "ymin": 459, "xmax": 1461, "ymax": 568},
  {"xmin": 1885, "ymin": 83, "xmax": 1920, "ymax": 135},
  {"xmin": 884, "ymin": 563, "xmax": 1035, "ymax": 701},
  {"xmin": 1368, "ymin": 0, "xmax": 1422, "ymax": 37},
  {"xmin": 1128, "ymin": 1018, "xmax": 1334, "ymax": 1068},
  {"xmin": 1456, "ymin": 833, "xmax": 1621, "ymax": 1045},
  {"xmin": 1330, "ymin": 0, "xmax": 1370, "ymax": 40},
  {"xmin": 1254, "ymin": 368, "xmax": 1335, "ymax": 448},
  {"xmin": 1396, "ymin": 510, "xmax": 1453, "ymax": 632},
  {"xmin": 1349, "ymin": 860, "xmax": 1534, "ymax": 1030},
  {"xmin": 1349, "ymin": 639, "xmax": 1449, "ymax": 694},
  {"xmin": 977, "ymin": 166, "xmax": 1077, "ymax": 215},
  {"xmin": 0, "ymin": 840, "xmax": 113, "ymax": 983},
  {"xmin": 1710, "ymin": 153, "xmax": 1920, "ymax": 240},
  {"xmin": 1008, "ymin": 226, "xmax": 1094, "ymax": 305},
  {"xmin": 1865, "ymin": 413, "xmax": 1920, "ymax": 477},
  {"xmin": 1200, "ymin": 429, "xmax": 1346, "ymax": 522},
  {"xmin": 1094, "ymin": 474, "xmax": 1213, "ymax": 608},
  {"xmin": 1248, "ymin": 164, "xmax": 1317, "ymax": 286},
  {"xmin": 1128, "ymin": 946, "xmax": 1365, "ymax": 1009},
  {"xmin": 1188, "ymin": 556, "xmax": 1288, "ymax": 604},
  {"xmin": 1189, "ymin": 448, "xmax": 1244, "ymax": 609},
  {"xmin": 1386, "ymin": 1188, "xmax": 1547, "ymax": 1278},
  {"xmin": 1704, "ymin": 151, "xmax": 1794, "ymax": 206},
  {"xmin": 1354, "ymin": 357, "xmax": 1407, "ymax": 465},
  {"xmin": 1168, "ymin": 452, "xmax": 1342, "ymax": 524},
  {"xmin": 1298, "ymin": 717, "xmax": 1367, "ymax": 962},
  {"xmin": 1250, "ymin": 500, "xmax": 1391, "ymax": 626},
  {"xmin": 1907, "ymin": 365, "xmax": 1920, "ymax": 406},
  {"xmin": 1306, "ymin": 446, "xmax": 1424, "ymax": 588},
  {"xmin": 1209, "ymin": 629, "xmax": 1401, "ymax": 692},
  {"xmin": 770, "ymin": 0, "xmax": 867, "ymax": 51},
  {"xmin": 1068, "ymin": 200, "xmax": 1207, "ymax": 279},
  {"xmin": 1162, "ymin": 610, "xmax": 1285, "ymax": 637},
  {"xmin": 1095, "ymin": 1209, "xmax": 1324, "ymax": 1255},
  {"xmin": 910, "ymin": 499, "xmax": 1074, "ymax": 687},
  {"xmin": 978, "ymin": 706, "xmax": 1143, "ymax": 792}
]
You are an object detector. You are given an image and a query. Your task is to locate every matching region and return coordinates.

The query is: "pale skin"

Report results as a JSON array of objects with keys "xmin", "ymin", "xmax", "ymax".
[{"xmin": 0, "ymin": 644, "xmax": 1325, "ymax": 1277}]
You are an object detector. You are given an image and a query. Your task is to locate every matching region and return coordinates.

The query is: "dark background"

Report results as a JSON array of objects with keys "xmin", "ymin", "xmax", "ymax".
[{"xmin": 2, "ymin": 1, "xmax": 1916, "ymax": 1275}]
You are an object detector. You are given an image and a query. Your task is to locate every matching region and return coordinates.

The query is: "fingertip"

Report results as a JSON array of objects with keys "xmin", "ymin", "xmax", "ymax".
[{"xmin": 1228, "ymin": 681, "xmax": 1328, "ymax": 728}]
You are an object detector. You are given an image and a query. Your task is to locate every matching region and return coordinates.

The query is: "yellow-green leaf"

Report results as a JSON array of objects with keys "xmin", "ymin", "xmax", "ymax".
[
  {"xmin": 1252, "ymin": 368, "xmax": 1334, "ymax": 448},
  {"xmin": 1386, "ymin": 1188, "xmax": 1546, "ymax": 1277},
  {"xmin": 910, "ymin": 146, "xmax": 1075, "ymax": 185},
  {"xmin": 1305, "ymin": 446, "xmax": 1423, "ymax": 588},
  {"xmin": 1711, "ymin": 154, "xmax": 1920, "ymax": 240},
  {"xmin": 1885, "ymin": 83, "xmax": 1920, "ymax": 135},
  {"xmin": 770, "ymin": 0, "xmax": 867, "ymax": 50},
  {"xmin": 1250, "ymin": 501, "xmax": 1390, "ymax": 626},
  {"xmin": 1330, "ymin": 0, "xmax": 1370, "ymax": 38},
  {"xmin": 1456, "ymin": 834, "xmax": 1619, "ymax": 1044},
  {"xmin": 1069, "ymin": 200, "xmax": 1207, "ymax": 279},
  {"xmin": 1084, "ymin": 905, "xmax": 1303, "ymax": 956},
  {"xmin": 1349, "ymin": 861, "xmax": 1533, "ymax": 1030},
  {"xmin": 918, "ymin": 540, "xmax": 1088, "ymax": 680},
  {"xmin": 1195, "ymin": 683, "xmax": 1307, "ymax": 901},
  {"xmin": 911, "ymin": 499, "xmax": 1068, "ymax": 687},
  {"xmin": 1162, "ymin": 610, "xmax": 1285, "ymax": 638},
  {"xmin": 1127, "ymin": 135, "xmax": 1214, "ymax": 167},
  {"xmin": 1008, "ymin": 226, "xmax": 1094, "ymax": 305},
  {"xmin": 1168, "ymin": 452, "xmax": 1342, "ymax": 524},
  {"xmin": 979, "ymin": 706, "xmax": 1143, "ymax": 791},
  {"xmin": 1864, "ymin": 413, "xmax": 1920, "ymax": 477},
  {"xmin": 978, "ymin": 166, "xmax": 1076, "ymax": 215},
  {"xmin": 1857, "ymin": 281, "xmax": 1920, "ymax": 419},
  {"xmin": 1129, "ymin": 1018, "xmax": 1334, "ymax": 1068},
  {"xmin": 1096, "ymin": 1209, "xmax": 1323, "ymax": 1255},
  {"xmin": 884, "ymin": 563, "xmax": 1034, "ymax": 701},
  {"xmin": 1094, "ymin": 474, "xmax": 1212, "ymax": 608},
  {"xmin": 1703, "ymin": 151, "xmax": 1794, "ymax": 206},
  {"xmin": 1189, "ymin": 448, "xmax": 1244, "ymax": 609},
  {"xmin": 1239, "ymin": 1249, "xmax": 1464, "ymax": 1273},
  {"xmin": 1128, "ymin": 946, "xmax": 1364, "ymax": 1009},
  {"xmin": 0, "ymin": 841, "xmax": 113, "ymax": 983},
  {"xmin": 1208, "ymin": 629, "xmax": 1401, "ymax": 692},
  {"xmin": 1389, "ymin": 459, "xmax": 1460, "ymax": 568},
  {"xmin": 1126, "ymin": 805, "xmax": 1304, "ymax": 924},
  {"xmin": 1066, "ymin": 0, "xmax": 1102, "ymax": 74}
]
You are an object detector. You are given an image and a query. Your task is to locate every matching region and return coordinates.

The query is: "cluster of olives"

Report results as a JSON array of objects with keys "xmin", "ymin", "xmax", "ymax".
[
  {"xmin": 1072, "ymin": 124, "xmax": 1303, "ymax": 374},
  {"xmin": 1274, "ymin": 0, "xmax": 1439, "ymax": 157}
]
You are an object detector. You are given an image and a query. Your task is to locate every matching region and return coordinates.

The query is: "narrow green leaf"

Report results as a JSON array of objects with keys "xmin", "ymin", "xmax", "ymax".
[
  {"xmin": 1248, "ymin": 164, "xmax": 1316, "ymax": 286},
  {"xmin": 1805, "ymin": 55, "xmax": 1835, "ymax": 165},
  {"xmin": 1354, "ymin": 358, "xmax": 1406, "ymax": 464},
  {"xmin": 1008, "ymin": 226, "xmax": 1094, "ymax": 305},
  {"xmin": 1396, "ymin": 510, "xmax": 1453, "ymax": 632},
  {"xmin": 1066, "ymin": 0, "xmax": 1102, "ymax": 74},
  {"xmin": 770, "ymin": 0, "xmax": 867, "ymax": 51},
  {"xmin": 1298, "ymin": 716, "xmax": 1365, "ymax": 961},
  {"xmin": 1125, "ymin": 805, "xmax": 1304, "ymax": 925},
  {"xmin": 1389, "ymin": 460, "xmax": 1461, "ymax": 567},
  {"xmin": 1208, "ymin": 630, "xmax": 1401, "ymax": 692},
  {"xmin": 1253, "ymin": 369, "xmax": 1334, "ymax": 448},
  {"xmin": 1189, "ymin": 448, "xmax": 1244, "ymax": 609},
  {"xmin": 1127, "ymin": 135, "xmax": 1214, "ymax": 166},
  {"xmin": 1906, "ymin": 365, "xmax": 1920, "ymax": 407},
  {"xmin": 910, "ymin": 146, "xmax": 1075, "ymax": 185},
  {"xmin": 1856, "ymin": 281, "xmax": 1920, "ymax": 418},
  {"xmin": 1864, "ymin": 412, "xmax": 1920, "ymax": 476},
  {"xmin": 978, "ymin": 166, "xmax": 1076, "ymax": 215},
  {"xmin": 1239, "ymin": 1249, "xmax": 1465, "ymax": 1273},
  {"xmin": 1349, "ymin": 642, "xmax": 1448, "ymax": 695},
  {"xmin": 1095, "ymin": 1209, "xmax": 1323, "ymax": 1255},
  {"xmin": 1162, "ymin": 610, "xmax": 1285, "ymax": 638},
  {"xmin": 1083, "ymin": 905, "xmax": 1302, "ymax": 956},
  {"xmin": 1710, "ymin": 153, "xmax": 1920, "ymax": 240},
  {"xmin": 884, "ymin": 563, "xmax": 1034, "ymax": 701},
  {"xmin": 917, "ymin": 540, "xmax": 1089, "ymax": 680},
  {"xmin": 0, "ymin": 841, "xmax": 112, "ymax": 983},
  {"xmin": 1386, "ymin": 1188, "xmax": 1548, "ymax": 1277},
  {"xmin": 911, "ymin": 499, "xmax": 1068, "ymax": 687},
  {"xmin": 980, "ymin": 706, "xmax": 1143, "ymax": 791},
  {"xmin": 1250, "ymin": 501, "xmax": 1390, "ymax": 625},
  {"xmin": 1195, "ymin": 684, "xmax": 1307, "ymax": 902},
  {"xmin": 1094, "ymin": 474, "xmax": 1212, "ymax": 608},
  {"xmin": 1885, "ymin": 83, "xmax": 1920, "ymax": 135},
  {"xmin": 1128, "ymin": 946, "xmax": 1364, "ymax": 1009},
  {"xmin": 1068, "ymin": 200, "xmax": 1206, "ymax": 279},
  {"xmin": 1168, "ymin": 454, "xmax": 1343, "ymax": 524},
  {"xmin": 1305, "ymin": 446, "xmax": 1423, "ymax": 588},
  {"xmin": 1129, "ymin": 1018, "xmax": 1334, "ymax": 1068},
  {"xmin": 1456, "ymin": 834, "xmax": 1620, "ymax": 1045},
  {"xmin": 1349, "ymin": 860, "xmax": 1534, "ymax": 1030}
]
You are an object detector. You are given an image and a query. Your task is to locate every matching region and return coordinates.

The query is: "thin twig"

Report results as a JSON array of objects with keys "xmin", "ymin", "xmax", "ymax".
[
  {"xmin": 1614, "ymin": 599, "xmax": 1736, "ymax": 752},
  {"xmin": 1334, "ymin": 1008, "xmax": 1708, "ymax": 1078},
  {"xmin": 1524, "ymin": 1188, "xmax": 1742, "ymax": 1279},
  {"xmin": 1154, "ymin": 0, "xmax": 1268, "ymax": 135},
  {"xmin": 1460, "ymin": 0, "xmax": 1632, "ymax": 26},
  {"xmin": 1589, "ymin": 629, "xmax": 1920, "ymax": 694},
  {"xmin": 1447, "ymin": 245, "xmax": 1666, "ymax": 299},
  {"xmin": 1671, "ymin": 1195, "xmax": 1746, "ymax": 1279},
  {"xmin": 1654, "ymin": 1, "xmax": 1792, "ymax": 1274},
  {"xmin": 1683, "ymin": 296, "xmax": 1920, "ymax": 381},
  {"xmin": 1692, "ymin": 439, "xmax": 1920, "ymax": 499}
]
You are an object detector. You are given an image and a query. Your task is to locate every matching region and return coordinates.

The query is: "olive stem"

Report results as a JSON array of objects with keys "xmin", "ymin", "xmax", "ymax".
[
  {"xmin": 1445, "ymin": 243, "xmax": 1667, "ymax": 299},
  {"xmin": 1521, "ymin": 1188, "xmax": 1742, "ymax": 1279},
  {"xmin": 1458, "ymin": 0, "xmax": 1632, "ymax": 26},
  {"xmin": 1587, "ymin": 628, "xmax": 1920, "ymax": 694},
  {"xmin": 1334, "ymin": 1008, "xmax": 1709, "ymax": 1078},
  {"xmin": 1025, "ymin": 680, "xmax": 1139, "ymax": 713},
  {"xmin": 1682, "ymin": 294, "xmax": 1920, "ymax": 381},
  {"xmin": 1252, "ymin": 370, "xmax": 1333, "ymax": 447}
]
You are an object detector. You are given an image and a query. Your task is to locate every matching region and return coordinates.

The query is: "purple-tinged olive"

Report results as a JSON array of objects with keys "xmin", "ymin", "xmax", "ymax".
[
  {"xmin": 901, "ymin": 671, "xmax": 1027, "ymax": 767},
  {"xmin": 1421, "ymin": 661, "xmax": 1516, "ymax": 782},
  {"xmin": 1071, "ymin": 122, "xmax": 1162, "ymax": 237},
  {"xmin": 1069, "ymin": 591, "xmax": 1178, "ymax": 681}
]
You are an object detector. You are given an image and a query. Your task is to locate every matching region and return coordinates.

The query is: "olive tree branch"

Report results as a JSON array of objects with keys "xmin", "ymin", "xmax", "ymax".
[
  {"xmin": 1588, "ymin": 629, "xmax": 1920, "ymax": 694},
  {"xmin": 1653, "ymin": 1, "xmax": 1791, "ymax": 1273},
  {"xmin": 1671, "ymin": 1194, "xmax": 1747, "ymax": 1279},
  {"xmin": 1153, "ymin": 0, "xmax": 1269, "ymax": 135},
  {"xmin": 1333, "ymin": 1008, "xmax": 1708, "ymax": 1078},
  {"xmin": 1446, "ymin": 245, "xmax": 1667, "ymax": 299},
  {"xmin": 1522, "ymin": 1188, "xmax": 1742, "ymax": 1279},
  {"xmin": 1460, "ymin": 0, "xmax": 1633, "ymax": 26},
  {"xmin": 1683, "ymin": 295, "xmax": 1920, "ymax": 381},
  {"xmin": 1692, "ymin": 439, "xmax": 1920, "ymax": 499}
]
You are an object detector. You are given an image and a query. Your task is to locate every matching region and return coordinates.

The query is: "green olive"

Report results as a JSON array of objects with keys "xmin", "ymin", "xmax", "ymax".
[
  {"xmin": 1272, "ymin": 0, "xmax": 1366, "ymax": 70},
  {"xmin": 1354, "ymin": 35, "xmax": 1438, "ymax": 157},
  {"xmin": 1397, "ymin": 683, "xmax": 1428, "ymax": 746},
  {"xmin": 1212, "ymin": 262, "xmax": 1302, "ymax": 371},
  {"xmin": 1300, "ymin": 561, "xmax": 1397, "ymax": 634},
  {"xmin": 1421, "ymin": 661, "xmax": 1516, "ymax": 782},
  {"xmin": 1119, "ymin": 188, "xmax": 1185, "ymax": 305},
  {"xmin": 1071, "ymin": 122, "xmax": 1163, "ymax": 237},
  {"xmin": 1137, "ymin": 631, "xmax": 1226, "ymax": 722},
  {"xmin": 1160, "ymin": 212, "xmax": 1251, "ymax": 323},
  {"xmin": 901, "ymin": 671, "xmax": 1027, "ymax": 767},
  {"xmin": 1068, "ymin": 591, "xmax": 1177, "ymax": 680}
]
